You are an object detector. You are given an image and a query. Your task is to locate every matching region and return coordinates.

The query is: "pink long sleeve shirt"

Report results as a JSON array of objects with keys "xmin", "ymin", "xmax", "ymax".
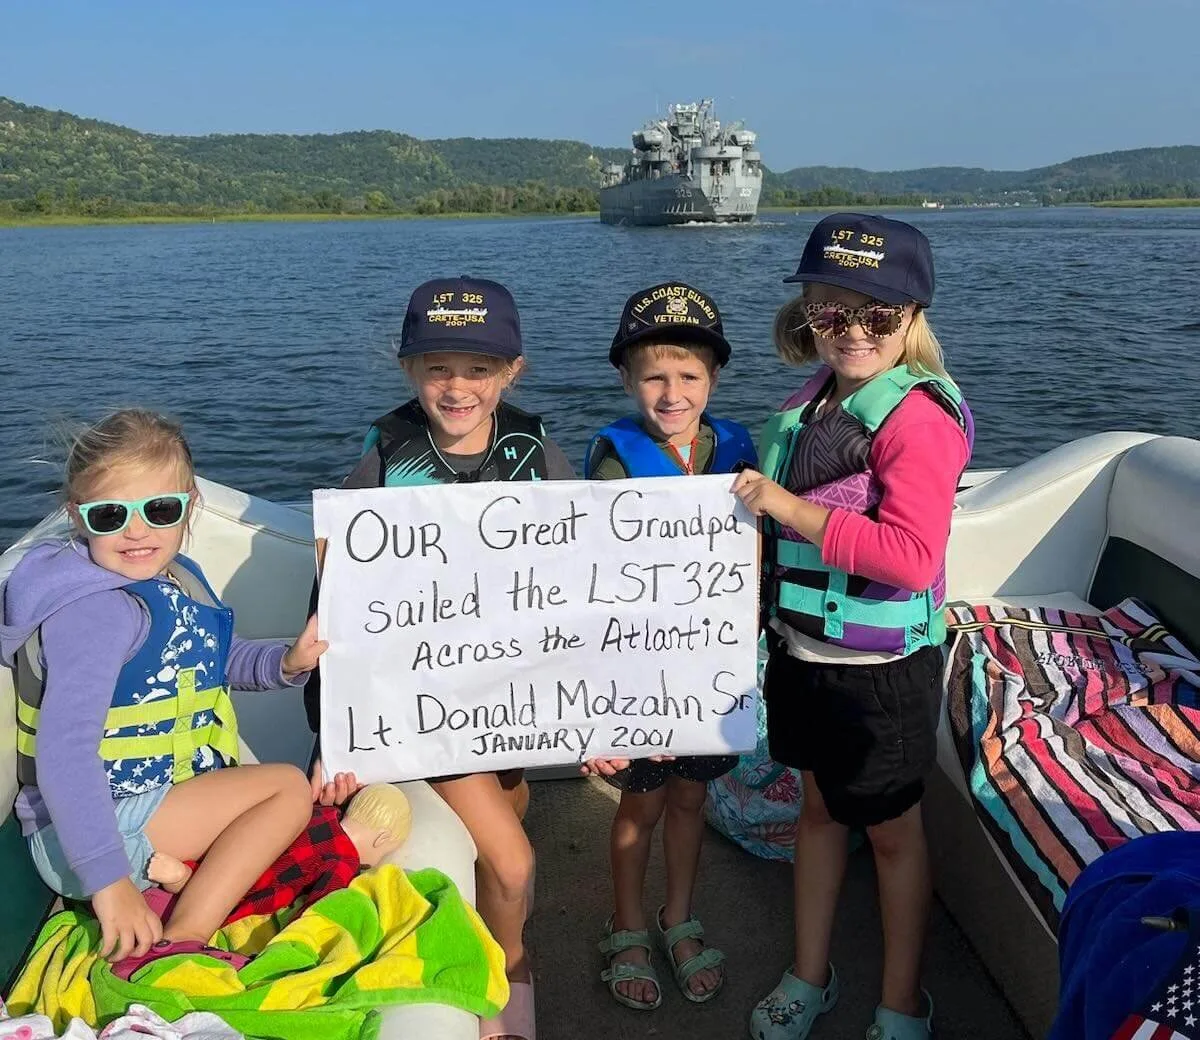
[{"xmin": 820, "ymin": 388, "xmax": 970, "ymax": 594}]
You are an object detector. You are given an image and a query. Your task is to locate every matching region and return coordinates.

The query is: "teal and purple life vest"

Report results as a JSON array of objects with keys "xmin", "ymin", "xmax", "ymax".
[{"xmin": 760, "ymin": 364, "xmax": 974, "ymax": 655}]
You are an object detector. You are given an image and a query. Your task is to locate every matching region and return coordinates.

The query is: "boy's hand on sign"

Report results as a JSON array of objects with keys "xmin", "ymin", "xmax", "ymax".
[
  {"xmin": 580, "ymin": 757, "xmax": 631, "ymax": 777},
  {"xmin": 310, "ymin": 757, "xmax": 363, "ymax": 806}
]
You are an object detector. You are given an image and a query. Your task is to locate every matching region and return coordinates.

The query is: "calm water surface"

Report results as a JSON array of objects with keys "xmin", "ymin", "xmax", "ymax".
[{"xmin": 1, "ymin": 207, "xmax": 1198, "ymax": 549}]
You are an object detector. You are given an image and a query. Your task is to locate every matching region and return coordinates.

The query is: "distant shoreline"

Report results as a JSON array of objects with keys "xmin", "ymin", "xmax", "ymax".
[
  {"xmin": 0, "ymin": 210, "xmax": 602, "ymax": 229},
  {"xmin": 1092, "ymin": 198, "xmax": 1200, "ymax": 208},
  {"xmin": 758, "ymin": 204, "xmax": 925, "ymax": 213},
  {"xmin": 1, "ymin": 205, "xmax": 924, "ymax": 229},
  {"xmin": 4, "ymin": 199, "xmax": 1199, "ymax": 229}
]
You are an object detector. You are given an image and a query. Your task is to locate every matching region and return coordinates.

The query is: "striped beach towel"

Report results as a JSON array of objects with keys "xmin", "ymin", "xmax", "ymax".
[{"xmin": 945, "ymin": 598, "xmax": 1200, "ymax": 931}]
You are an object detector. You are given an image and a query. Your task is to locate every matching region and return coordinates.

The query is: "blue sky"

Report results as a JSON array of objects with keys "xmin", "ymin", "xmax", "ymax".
[{"xmin": 3, "ymin": 0, "xmax": 1197, "ymax": 172}]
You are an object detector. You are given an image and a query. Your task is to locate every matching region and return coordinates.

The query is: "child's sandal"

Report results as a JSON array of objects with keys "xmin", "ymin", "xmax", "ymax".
[
  {"xmin": 110, "ymin": 939, "xmax": 250, "ymax": 982},
  {"xmin": 598, "ymin": 915, "xmax": 662, "ymax": 1011},
  {"xmin": 655, "ymin": 906, "xmax": 726, "ymax": 1004},
  {"xmin": 479, "ymin": 980, "xmax": 536, "ymax": 1040}
]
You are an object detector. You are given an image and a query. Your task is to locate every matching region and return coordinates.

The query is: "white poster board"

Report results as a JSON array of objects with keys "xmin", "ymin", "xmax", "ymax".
[{"xmin": 313, "ymin": 476, "xmax": 758, "ymax": 783}]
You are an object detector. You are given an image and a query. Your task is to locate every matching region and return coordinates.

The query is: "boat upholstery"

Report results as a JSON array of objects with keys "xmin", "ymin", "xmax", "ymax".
[
  {"xmin": 932, "ymin": 432, "xmax": 1200, "ymax": 1038},
  {"xmin": 0, "ymin": 481, "xmax": 479, "ymax": 1040},
  {"xmin": 948, "ymin": 430, "xmax": 1199, "ymax": 656}
]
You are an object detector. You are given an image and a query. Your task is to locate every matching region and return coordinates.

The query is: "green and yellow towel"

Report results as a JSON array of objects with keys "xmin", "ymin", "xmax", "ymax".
[{"xmin": 6, "ymin": 865, "xmax": 508, "ymax": 1040}]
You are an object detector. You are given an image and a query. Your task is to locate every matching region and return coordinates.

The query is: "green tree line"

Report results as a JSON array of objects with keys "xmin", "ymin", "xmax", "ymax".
[
  {"xmin": 3, "ymin": 96, "xmax": 1199, "ymax": 217},
  {"xmin": 0, "ymin": 182, "xmax": 602, "ymax": 218},
  {"xmin": 761, "ymin": 186, "xmax": 931, "ymax": 208}
]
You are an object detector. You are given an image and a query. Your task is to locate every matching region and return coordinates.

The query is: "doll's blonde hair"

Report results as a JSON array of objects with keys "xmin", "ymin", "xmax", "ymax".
[
  {"xmin": 344, "ymin": 783, "xmax": 412, "ymax": 844},
  {"xmin": 772, "ymin": 285, "xmax": 953, "ymax": 383}
]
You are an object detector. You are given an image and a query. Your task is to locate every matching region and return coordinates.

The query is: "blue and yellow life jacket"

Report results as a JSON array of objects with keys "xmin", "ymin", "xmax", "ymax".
[
  {"xmin": 365, "ymin": 399, "xmax": 549, "ymax": 485},
  {"xmin": 583, "ymin": 414, "xmax": 757, "ymax": 478},
  {"xmin": 761, "ymin": 364, "xmax": 974, "ymax": 655},
  {"xmin": 15, "ymin": 554, "xmax": 239, "ymax": 797}
]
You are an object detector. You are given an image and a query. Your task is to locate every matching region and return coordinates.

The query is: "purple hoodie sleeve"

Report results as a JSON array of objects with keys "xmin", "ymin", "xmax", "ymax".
[
  {"xmin": 36, "ymin": 590, "xmax": 144, "ymax": 896},
  {"xmin": 226, "ymin": 636, "xmax": 308, "ymax": 690}
]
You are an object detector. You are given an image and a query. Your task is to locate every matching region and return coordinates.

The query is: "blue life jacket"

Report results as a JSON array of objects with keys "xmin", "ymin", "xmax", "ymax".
[
  {"xmin": 364, "ymin": 399, "xmax": 549, "ymax": 486},
  {"xmin": 583, "ymin": 414, "xmax": 757, "ymax": 478},
  {"xmin": 16, "ymin": 554, "xmax": 239, "ymax": 798}
]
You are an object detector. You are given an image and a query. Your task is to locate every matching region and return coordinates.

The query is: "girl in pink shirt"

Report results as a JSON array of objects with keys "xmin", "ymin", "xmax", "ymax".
[{"xmin": 733, "ymin": 213, "xmax": 972, "ymax": 1040}]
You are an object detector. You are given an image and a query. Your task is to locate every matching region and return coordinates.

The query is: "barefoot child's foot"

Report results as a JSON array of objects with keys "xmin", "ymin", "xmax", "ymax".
[{"xmin": 147, "ymin": 852, "xmax": 193, "ymax": 894}]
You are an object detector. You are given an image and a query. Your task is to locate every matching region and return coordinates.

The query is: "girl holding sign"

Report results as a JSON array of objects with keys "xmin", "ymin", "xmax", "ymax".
[
  {"xmin": 734, "ymin": 215, "xmax": 973, "ymax": 1040},
  {"xmin": 582, "ymin": 283, "xmax": 756, "ymax": 1013},
  {"xmin": 303, "ymin": 277, "xmax": 576, "ymax": 1040},
  {"xmin": 0, "ymin": 410, "xmax": 322, "ymax": 976}
]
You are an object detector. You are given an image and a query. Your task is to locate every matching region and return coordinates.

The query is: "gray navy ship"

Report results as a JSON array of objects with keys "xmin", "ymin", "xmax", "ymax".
[{"xmin": 599, "ymin": 99, "xmax": 762, "ymax": 225}]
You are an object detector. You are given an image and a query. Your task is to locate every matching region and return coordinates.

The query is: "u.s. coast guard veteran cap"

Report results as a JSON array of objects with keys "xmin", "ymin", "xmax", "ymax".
[
  {"xmin": 784, "ymin": 213, "xmax": 935, "ymax": 307},
  {"xmin": 609, "ymin": 281, "xmax": 733, "ymax": 367},
  {"xmin": 396, "ymin": 276, "xmax": 523, "ymax": 360}
]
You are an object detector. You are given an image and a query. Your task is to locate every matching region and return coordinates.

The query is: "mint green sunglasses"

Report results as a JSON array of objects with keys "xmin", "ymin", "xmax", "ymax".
[{"xmin": 77, "ymin": 492, "xmax": 192, "ymax": 536}]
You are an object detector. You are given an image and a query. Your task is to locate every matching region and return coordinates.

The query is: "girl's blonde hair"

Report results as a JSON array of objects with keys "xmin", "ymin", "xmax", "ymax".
[
  {"xmin": 772, "ymin": 287, "xmax": 953, "ymax": 383},
  {"xmin": 64, "ymin": 409, "xmax": 195, "ymax": 504},
  {"xmin": 344, "ymin": 783, "xmax": 412, "ymax": 843}
]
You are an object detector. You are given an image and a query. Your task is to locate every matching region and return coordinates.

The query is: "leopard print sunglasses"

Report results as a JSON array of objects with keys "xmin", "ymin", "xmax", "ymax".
[{"xmin": 801, "ymin": 300, "xmax": 907, "ymax": 339}]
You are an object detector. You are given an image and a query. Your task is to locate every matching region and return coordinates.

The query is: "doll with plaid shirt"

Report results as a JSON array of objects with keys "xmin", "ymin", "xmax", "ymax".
[{"xmin": 147, "ymin": 784, "xmax": 411, "ymax": 923}]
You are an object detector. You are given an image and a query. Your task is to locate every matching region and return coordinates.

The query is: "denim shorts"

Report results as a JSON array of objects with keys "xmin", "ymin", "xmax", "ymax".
[{"xmin": 27, "ymin": 785, "xmax": 170, "ymax": 899}]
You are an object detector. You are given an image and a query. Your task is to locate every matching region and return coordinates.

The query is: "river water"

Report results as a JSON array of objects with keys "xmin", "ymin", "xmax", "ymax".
[{"xmin": 1, "ymin": 206, "xmax": 1197, "ymax": 549}]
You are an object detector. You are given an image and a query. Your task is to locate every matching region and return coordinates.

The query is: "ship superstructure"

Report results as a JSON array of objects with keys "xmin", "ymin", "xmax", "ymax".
[{"xmin": 599, "ymin": 99, "xmax": 762, "ymax": 225}]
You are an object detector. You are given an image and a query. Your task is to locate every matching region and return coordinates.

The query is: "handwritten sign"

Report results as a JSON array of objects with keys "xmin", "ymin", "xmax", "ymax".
[{"xmin": 313, "ymin": 476, "xmax": 759, "ymax": 783}]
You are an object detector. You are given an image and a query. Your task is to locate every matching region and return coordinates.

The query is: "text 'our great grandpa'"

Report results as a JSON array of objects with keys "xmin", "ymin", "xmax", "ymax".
[
  {"xmin": 337, "ymin": 487, "xmax": 749, "ymax": 672},
  {"xmin": 342, "ymin": 486, "xmax": 743, "ymax": 565}
]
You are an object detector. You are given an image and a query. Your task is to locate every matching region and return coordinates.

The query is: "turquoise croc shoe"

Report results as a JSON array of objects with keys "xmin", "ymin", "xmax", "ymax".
[
  {"xmin": 865, "ymin": 989, "xmax": 934, "ymax": 1040},
  {"xmin": 749, "ymin": 964, "xmax": 839, "ymax": 1040}
]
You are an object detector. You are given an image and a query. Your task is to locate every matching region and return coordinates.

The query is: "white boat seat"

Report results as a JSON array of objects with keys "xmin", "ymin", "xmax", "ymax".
[
  {"xmin": 933, "ymin": 433, "xmax": 1200, "ymax": 1040},
  {"xmin": 1, "ymin": 485, "xmax": 480, "ymax": 1040}
]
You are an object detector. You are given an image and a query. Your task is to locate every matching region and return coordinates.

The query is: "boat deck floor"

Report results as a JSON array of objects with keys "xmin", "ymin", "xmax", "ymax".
[{"xmin": 525, "ymin": 776, "xmax": 1030, "ymax": 1040}]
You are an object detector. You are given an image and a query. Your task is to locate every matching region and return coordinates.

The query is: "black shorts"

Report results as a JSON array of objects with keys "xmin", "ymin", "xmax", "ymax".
[
  {"xmin": 604, "ymin": 755, "xmax": 738, "ymax": 794},
  {"xmin": 762, "ymin": 644, "xmax": 943, "ymax": 827}
]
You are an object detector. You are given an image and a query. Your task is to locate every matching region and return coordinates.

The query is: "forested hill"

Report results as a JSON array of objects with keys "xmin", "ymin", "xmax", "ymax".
[
  {"xmin": 769, "ymin": 147, "xmax": 1200, "ymax": 203},
  {"xmin": 0, "ymin": 97, "xmax": 628, "ymax": 213},
  {"xmin": 1, "ymin": 95, "xmax": 1197, "ymax": 217}
]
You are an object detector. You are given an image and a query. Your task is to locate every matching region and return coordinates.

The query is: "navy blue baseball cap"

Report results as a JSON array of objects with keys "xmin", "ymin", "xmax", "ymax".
[
  {"xmin": 396, "ymin": 276, "xmax": 523, "ymax": 360},
  {"xmin": 784, "ymin": 213, "xmax": 935, "ymax": 307},
  {"xmin": 609, "ymin": 282, "xmax": 733, "ymax": 367}
]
